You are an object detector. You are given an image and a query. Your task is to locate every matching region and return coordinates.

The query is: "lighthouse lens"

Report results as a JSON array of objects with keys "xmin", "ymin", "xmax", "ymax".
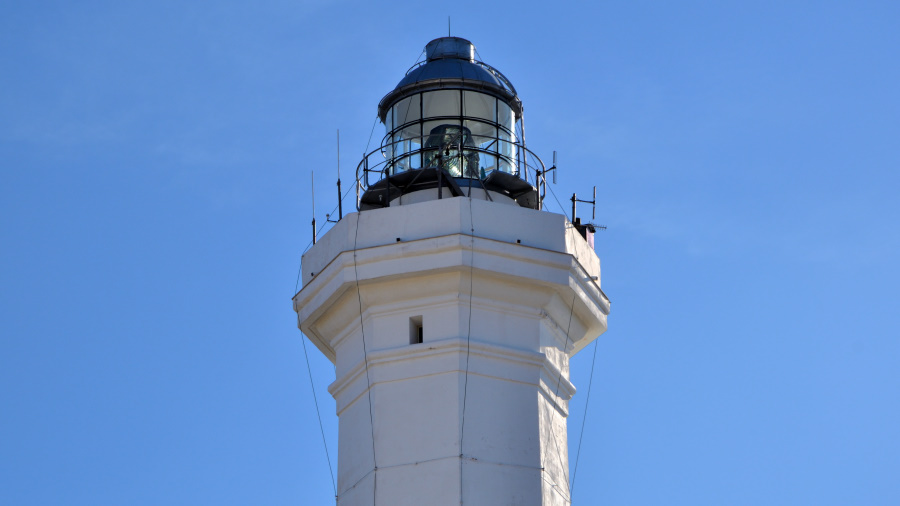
[{"xmin": 422, "ymin": 124, "xmax": 479, "ymax": 178}]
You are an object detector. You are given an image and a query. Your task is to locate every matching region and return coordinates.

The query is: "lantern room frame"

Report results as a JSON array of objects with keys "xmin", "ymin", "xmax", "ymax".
[{"xmin": 355, "ymin": 37, "xmax": 551, "ymax": 212}]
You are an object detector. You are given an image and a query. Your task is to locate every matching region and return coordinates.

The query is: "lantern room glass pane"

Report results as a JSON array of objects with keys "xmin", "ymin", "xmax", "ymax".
[
  {"xmin": 463, "ymin": 118, "xmax": 495, "ymax": 138},
  {"xmin": 498, "ymin": 101, "xmax": 514, "ymax": 134},
  {"xmin": 422, "ymin": 90, "xmax": 461, "ymax": 120},
  {"xmin": 463, "ymin": 91, "xmax": 496, "ymax": 123},
  {"xmin": 464, "ymin": 119, "xmax": 497, "ymax": 177},
  {"xmin": 391, "ymin": 120, "xmax": 424, "ymax": 174},
  {"xmin": 423, "ymin": 120, "xmax": 462, "ymax": 142},
  {"xmin": 384, "ymin": 108, "xmax": 393, "ymax": 134},
  {"xmin": 390, "ymin": 134, "xmax": 407, "ymax": 174},
  {"xmin": 382, "ymin": 108, "xmax": 394, "ymax": 160},
  {"xmin": 392, "ymin": 95, "xmax": 421, "ymax": 127},
  {"xmin": 399, "ymin": 124, "xmax": 422, "ymax": 171},
  {"xmin": 498, "ymin": 129, "xmax": 517, "ymax": 174},
  {"xmin": 407, "ymin": 137, "xmax": 422, "ymax": 169}
]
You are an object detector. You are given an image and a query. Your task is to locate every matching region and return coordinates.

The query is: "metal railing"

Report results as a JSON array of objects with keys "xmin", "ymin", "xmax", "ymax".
[{"xmin": 355, "ymin": 131, "xmax": 550, "ymax": 210}]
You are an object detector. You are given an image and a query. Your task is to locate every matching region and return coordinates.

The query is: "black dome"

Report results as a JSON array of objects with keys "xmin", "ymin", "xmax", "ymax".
[
  {"xmin": 377, "ymin": 37, "xmax": 521, "ymax": 121},
  {"xmin": 395, "ymin": 58, "xmax": 505, "ymax": 89}
]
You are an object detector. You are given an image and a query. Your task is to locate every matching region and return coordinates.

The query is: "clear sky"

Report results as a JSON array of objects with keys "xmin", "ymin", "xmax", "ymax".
[{"xmin": 2, "ymin": 1, "xmax": 899, "ymax": 504}]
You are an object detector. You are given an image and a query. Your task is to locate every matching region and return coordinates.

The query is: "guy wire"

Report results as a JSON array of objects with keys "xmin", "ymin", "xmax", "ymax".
[
  {"xmin": 540, "ymin": 290, "xmax": 578, "ymax": 503},
  {"xmin": 545, "ymin": 182, "xmax": 572, "ymax": 222},
  {"xmin": 570, "ymin": 338, "xmax": 600, "ymax": 497},
  {"xmin": 363, "ymin": 115, "xmax": 379, "ymax": 160},
  {"xmin": 350, "ymin": 214, "xmax": 378, "ymax": 504},
  {"xmin": 458, "ymin": 193, "xmax": 476, "ymax": 504},
  {"xmin": 299, "ymin": 327, "xmax": 337, "ymax": 499}
]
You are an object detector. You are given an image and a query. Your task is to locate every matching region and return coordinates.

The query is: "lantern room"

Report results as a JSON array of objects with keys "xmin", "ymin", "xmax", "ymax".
[{"xmin": 357, "ymin": 37, "xmax": 545, "ymax": 210}]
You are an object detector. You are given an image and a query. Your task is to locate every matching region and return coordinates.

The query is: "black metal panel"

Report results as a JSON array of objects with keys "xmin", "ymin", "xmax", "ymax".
[
  {"xmin": 359, "ymin": 168, "xmax": 538, "ymax": 211},
  {"xmin": 483, "ymin": 170, "xmax": 539, "ymax": 209},
  {"xmin": 396, "ymin": 59, "xmax": 502, "ymax": 89},
  {"xmin": 359, "ymin": 168, "xmax": 467, "ymax": 210},
  {"xmin": 425, "ymin": 37, "xmax": 475, "ymax": 61}
]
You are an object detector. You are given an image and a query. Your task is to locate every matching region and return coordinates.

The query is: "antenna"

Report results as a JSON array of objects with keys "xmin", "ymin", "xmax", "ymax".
[
  {"xmin": 552, "ymin": 151, "xmax": 558, "ymax": 184},
  {"xmin": 448, "ymin": 16, "xmax": 451, "ymax": 36},
  {"xmin": 328, "ymin": 141, "xmax": 342, "ymax": 225},
  {"xmin": 537, "ymin": 150, "xmax": 559, "ymax": 211},
  {"xmin": 336, "ymin": 129, "xmax": 343, "ymax": 221},
  {"xmin": 571, "ymin": 193, "xmax": 575, "ymax": 223},
  {"xmin": 571, "ymin": 186, "xmax": 596, "ymax": 224},
  {"xmin": 311, "ymin": 171, "xmax": 317, "ymax": 245}
]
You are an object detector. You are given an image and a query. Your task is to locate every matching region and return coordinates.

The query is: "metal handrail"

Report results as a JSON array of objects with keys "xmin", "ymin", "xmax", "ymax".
[{"xmin": 474, "ymin": 60, "xmax": 518, "ymax": 97}]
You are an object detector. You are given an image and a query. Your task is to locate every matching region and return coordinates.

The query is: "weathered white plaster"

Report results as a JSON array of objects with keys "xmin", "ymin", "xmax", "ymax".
[{"xmin": 293, "ymin": 196, "xmax": 608, "ymax": 505}]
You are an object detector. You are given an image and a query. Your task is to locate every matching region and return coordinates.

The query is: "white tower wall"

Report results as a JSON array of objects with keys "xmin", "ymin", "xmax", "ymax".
[{"xmin": 294, "ymin": 197, "xmax": 609, "ymax": 505}]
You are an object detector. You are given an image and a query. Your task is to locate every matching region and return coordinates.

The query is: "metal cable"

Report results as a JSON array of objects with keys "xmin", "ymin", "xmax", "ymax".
[
  {"xmin": 541, "ymin": 473, "xmax": 573, "ymax": 504},
  {"xmin": 299, "ymin": 328, "xmax": 337, "ymax": 499},
  {"xmin": 458, "ymin": 194, "xmax": 476, "ymax": 505},
  {"xmin": 545, "ymin": 181, "xmax": 572, "ymax": 222},
  {"xmin": 540, "ymin": 290, "xmax": 578, "ymax": 504},
  {"xmin": 350, "ymin": 214, "xmax": 379, "ymax": 505},
  {"xmin": 570, "ymin": 338, "xmax": 599, "ymax": 497},
  {"xmin": 363, "ymin": 115, "xmax": 379, "ymax": 160}
]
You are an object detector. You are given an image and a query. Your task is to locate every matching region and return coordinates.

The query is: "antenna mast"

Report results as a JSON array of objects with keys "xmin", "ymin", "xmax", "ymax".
[
  {"xmin": 537, "ymin": 150, "xmax": 558, "ymax": 211},
  {"xmin": 571, "ymin": 185, "xmax": 597, "ymax": 223},
  {"xmin": 311, "ymin": 171, "xmax": 317, "ymax": 244},
  {"xmin": 337, "ymin": 129, "xmax": 343, "ymax": 221}
]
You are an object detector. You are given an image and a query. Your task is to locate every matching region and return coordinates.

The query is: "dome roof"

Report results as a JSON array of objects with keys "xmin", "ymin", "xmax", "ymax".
[
  {"xmin": 395, "ymin": 58, "xmax": 505, "ymax": 89},
  {"xmin": 377, "ymin": 37, "xmax": 521, "ymax": 121}
]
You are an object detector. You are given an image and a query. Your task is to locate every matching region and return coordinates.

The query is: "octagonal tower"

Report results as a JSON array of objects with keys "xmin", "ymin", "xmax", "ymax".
[{"xmin": 294, "ymin": 37, "xmax": 609, "ymax": 506}]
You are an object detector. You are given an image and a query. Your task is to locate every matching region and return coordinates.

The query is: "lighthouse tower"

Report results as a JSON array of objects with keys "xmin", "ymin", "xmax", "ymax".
[{"xmin": 293, "ymin": 37, "xmax": 609, "ymax": 506}]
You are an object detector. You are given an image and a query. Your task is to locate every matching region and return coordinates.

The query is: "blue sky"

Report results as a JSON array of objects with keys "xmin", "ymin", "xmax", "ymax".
[{"xmin": 2, "ymin": 0, "xmax": 899, "ymax": 504}]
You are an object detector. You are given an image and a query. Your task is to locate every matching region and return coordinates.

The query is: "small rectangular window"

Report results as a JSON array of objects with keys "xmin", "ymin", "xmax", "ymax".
[{"xmin": 409, "ymin": 316, "xmax": 423, "ymax": 344}]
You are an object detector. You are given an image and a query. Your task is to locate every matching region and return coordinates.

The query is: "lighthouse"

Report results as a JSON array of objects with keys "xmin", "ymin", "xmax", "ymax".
[{"xmin": 293, "ymin": 37, "xmax": 610, "ymax": 506}]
